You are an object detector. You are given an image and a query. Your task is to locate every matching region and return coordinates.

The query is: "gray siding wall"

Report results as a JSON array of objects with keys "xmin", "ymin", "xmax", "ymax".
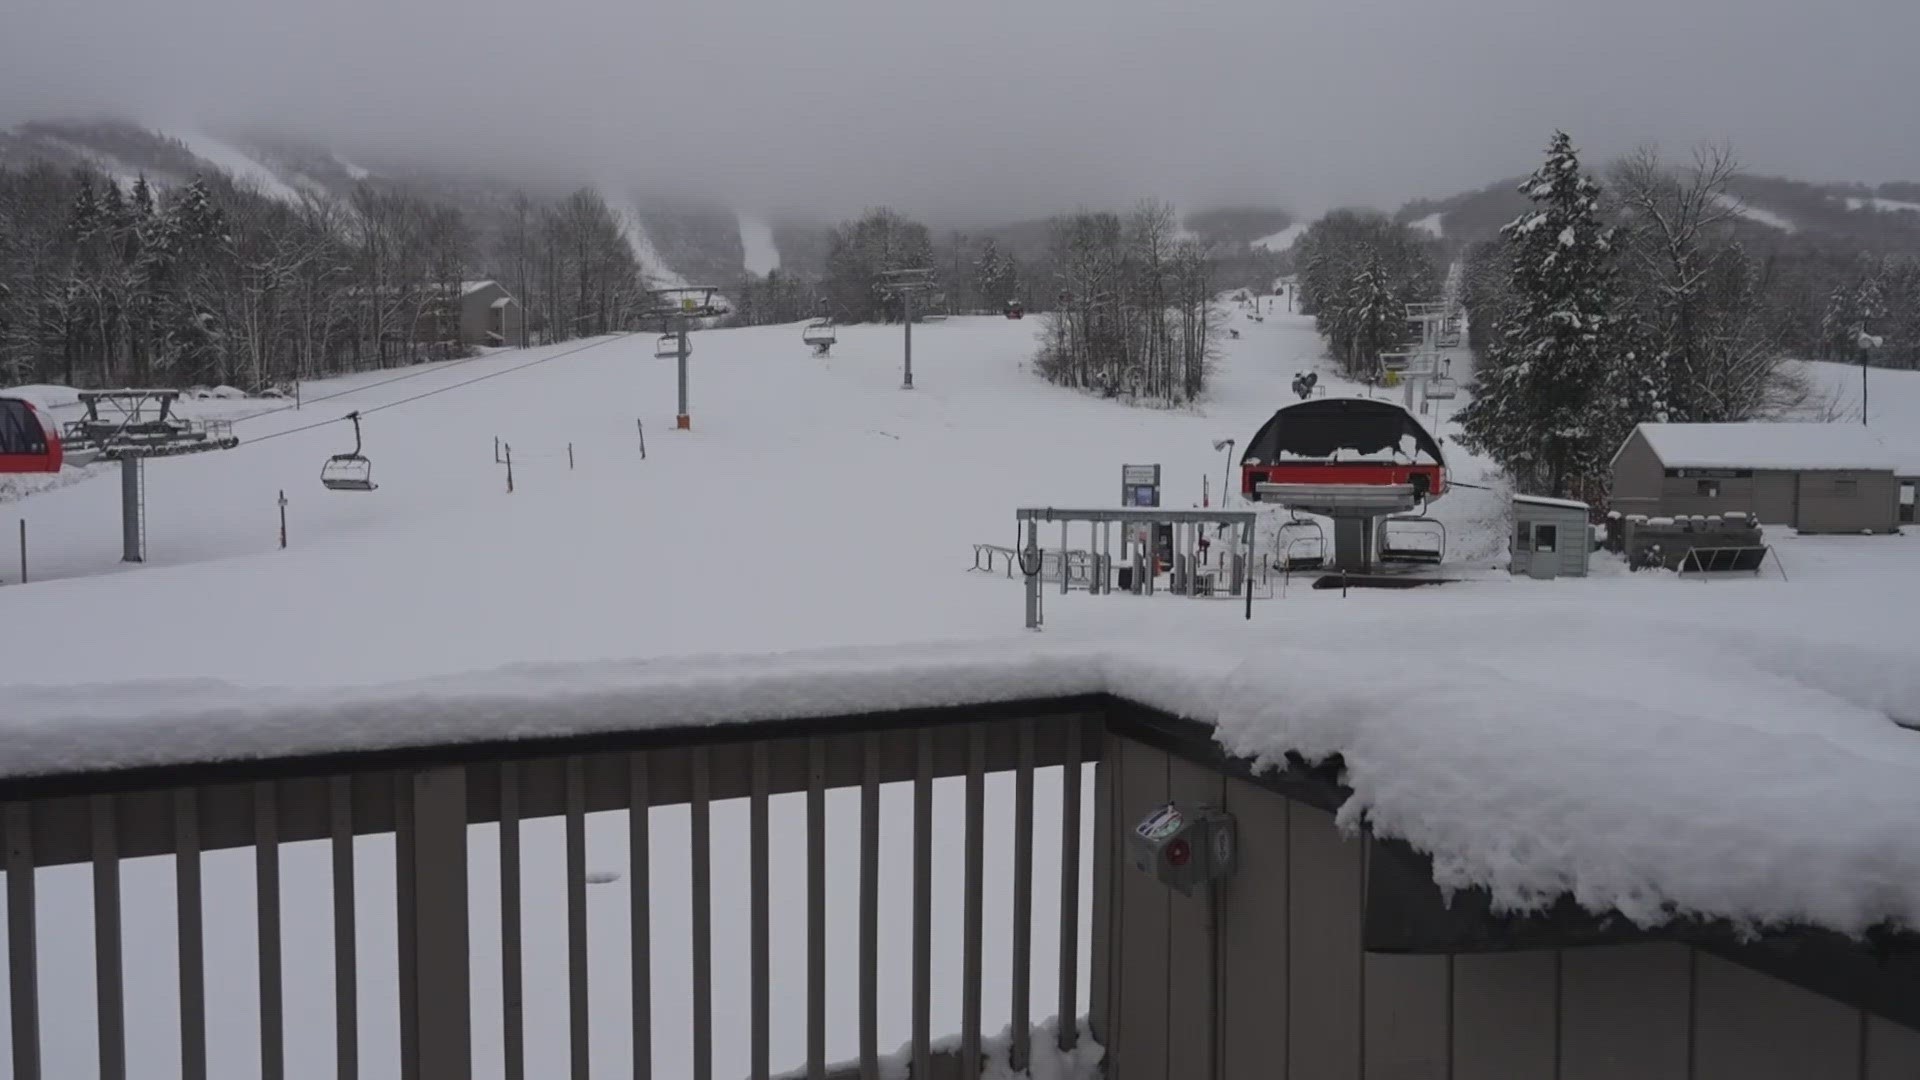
[
  {"xmin": 1096, "ymin": 732, "xmax": 1920, "ymax": 1080},
  {"xmin": 1753, "ymin": 471, "xmax": 1797, "ymax": 525},
  {"xmin": 1794, "ymin": 470, "xmax": 1901, "ymax": 533},
  {"xmin": 1609, "ymin": 431, "xmax": 1666, "ymax": 514}
]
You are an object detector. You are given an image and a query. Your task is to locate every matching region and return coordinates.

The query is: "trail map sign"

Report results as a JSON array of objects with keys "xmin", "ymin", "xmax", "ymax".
[{"xmin": 1122, "ymin": 464, "xmax": 1161, "ymax": 508}]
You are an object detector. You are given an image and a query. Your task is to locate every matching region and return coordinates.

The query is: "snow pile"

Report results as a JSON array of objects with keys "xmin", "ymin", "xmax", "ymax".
[
  {"xmin": 1632, "ymin": 420, "xmax": 1899, "ymax": 471},
  {"xmin": 1199, "ymin": 596, "xmax": 1920, "ymax": 937},
  {"xmin": 0, "ymin": 641, "xmax": 1110, "ymax": 777},
  {"xmin": 737, "ymin": 211, "xmax": 781, "ymax": 276},
  {"xmin": 2, "ymin": 383, "xmax": 83, "ymax": 410},
  {"xmin": 774, "ymin": 1017, "xmax": 1103, "ymax": 1080},
  {"xmin": 15, "ymin": 563, "xmax": 1920, "ymax": 939}
]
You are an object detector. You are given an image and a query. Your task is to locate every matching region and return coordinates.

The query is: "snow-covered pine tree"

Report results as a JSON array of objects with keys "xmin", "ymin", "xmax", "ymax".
[
  {"xmin": 1458, "ymin": 132, "xmax": 1644, "ymax": 499},
  {"xmin": 1343, "ymin": 250, "xmax": 1406, "ymax": 378}
]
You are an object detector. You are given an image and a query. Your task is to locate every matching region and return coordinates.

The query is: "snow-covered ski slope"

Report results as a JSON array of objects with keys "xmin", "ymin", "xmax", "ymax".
[
  {"xmin": 7, "ymin": 303, "xmax": 1920, "ymax": 943},
  {"xmin": 4, "ymin": 301, "xmax": 1507, "ymax": 688}
]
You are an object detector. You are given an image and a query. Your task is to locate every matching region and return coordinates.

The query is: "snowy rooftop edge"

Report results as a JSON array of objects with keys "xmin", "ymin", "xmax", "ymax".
[
  {"xmin": 7, "ymin": 628, "xmax": 1920, "ymax": 940},
  {"xmin": 1629, "ymin": 421, "xmax": 1907, "ymax": 472}
]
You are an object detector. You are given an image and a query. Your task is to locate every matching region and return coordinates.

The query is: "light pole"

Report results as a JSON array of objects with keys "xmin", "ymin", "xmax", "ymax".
[
  {"xmin": 1856, "ymin": 330, "xmax": 1883, "ymax": 427},
  {"xmin": 1212, "ymin": 438, "xmax": 1237, "ymax": 506}
]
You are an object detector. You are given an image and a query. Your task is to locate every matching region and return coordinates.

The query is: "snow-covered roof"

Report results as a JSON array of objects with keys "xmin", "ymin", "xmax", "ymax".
[
  {"xmin": 1624, "ymin": 422, "xmax": 1900, "ymax": 472},
  {"xmin": 461, "ymin": 280, "xmax": 500, "ymax": 296},
  {"xmin": 1878, "ymin": 436, "xmax": 1920, "ymax": 477},
  {"xmin": 1512, "ymin": 494, "xmax": 1588, "ymax": 511}
]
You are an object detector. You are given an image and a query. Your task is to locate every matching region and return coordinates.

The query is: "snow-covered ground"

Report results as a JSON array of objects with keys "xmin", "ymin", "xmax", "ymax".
[
  {"xmin": 6, "ymin": 303, "xmax": 1920, "ymax": 1076},
  {"xmin": 171, "ymin": 130, "xmax": 309, "ymax": 204},
  {"xmin": 1715, "ymin": 193, "xmax": 1796, "ymax": 232},
  {"xmin": 1252, "ymin": 221, "xmax": 1307, "ymax": 252}
]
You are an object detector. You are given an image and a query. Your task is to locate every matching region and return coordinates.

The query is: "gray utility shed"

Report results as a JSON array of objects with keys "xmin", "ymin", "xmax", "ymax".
[
  {"xmin": 1511, "ymin": 494, "xmax": 1590, "ymax": 577},
  {"xmin": 1611, "ymin": 422, "xmax": 1903, "ymax": 534}
]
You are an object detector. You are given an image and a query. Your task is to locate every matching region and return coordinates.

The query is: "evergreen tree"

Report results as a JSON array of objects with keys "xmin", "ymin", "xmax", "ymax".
[{"xmin": 1457, "ymin": 132, "xmax": 1644, "ymax": 499}]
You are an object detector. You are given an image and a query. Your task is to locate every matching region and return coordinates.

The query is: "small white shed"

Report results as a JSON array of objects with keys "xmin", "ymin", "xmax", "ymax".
[{"xmin": 1511, "ymin": 494, "xmax": 1591, "ymax": 578}]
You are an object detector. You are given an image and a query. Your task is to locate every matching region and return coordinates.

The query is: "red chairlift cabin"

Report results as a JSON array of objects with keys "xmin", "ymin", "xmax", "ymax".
[
  {"xmin": 0, "ymin": 396, "xmax": 65, "ymax": 473},
  {"xmin": 1239, "ymin": 398, "xmax": 1447, "ymax": 506},
  {"xmin": 1005, "ymin": 300, "xmax": 1025, "ymax": 320}
]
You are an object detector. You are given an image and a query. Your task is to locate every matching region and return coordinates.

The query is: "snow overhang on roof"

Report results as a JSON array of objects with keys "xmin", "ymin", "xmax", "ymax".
[{"xmin": 1622, "ymin": 422, "xmax": 1900, "ymax": 472}]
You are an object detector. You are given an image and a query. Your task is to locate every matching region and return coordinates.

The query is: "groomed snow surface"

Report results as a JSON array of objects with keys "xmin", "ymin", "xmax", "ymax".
[{"xmin": 5, "ymin": 298, "xmax": 1920, "ymax": 1073}]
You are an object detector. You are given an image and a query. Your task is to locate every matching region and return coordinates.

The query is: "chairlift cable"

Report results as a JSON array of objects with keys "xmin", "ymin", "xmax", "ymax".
[{"xmin": 240, "ymin": 332, "xmax": 636, "ymax": 448}]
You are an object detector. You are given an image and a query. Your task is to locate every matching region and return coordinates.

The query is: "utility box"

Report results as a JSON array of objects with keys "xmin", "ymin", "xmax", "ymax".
[{"xmin": 1129, "ymin": 802, "xmax": 1236, "ymax": 896}]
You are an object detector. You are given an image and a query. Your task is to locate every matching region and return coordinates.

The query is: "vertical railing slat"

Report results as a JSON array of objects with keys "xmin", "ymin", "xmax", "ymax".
[
  {"xmin": 5, "ymin": 804, "xmax": 40, "ymax": 1080},
  {"xmin": 566, "ymin": 757, "xmax": 590, "ymax": 1080},
  {"xmin": 859, "ymin": 736, "xmax": 880, "ymax": 1080},
  {"xmin": 406, "ymin": 767, "xmax": 471, "ymax": 1079},
  {"xmin": 691, "ymin": 747, "xmax": 713, "ymax": 1080},
  {"xmin": 961, "ymin": 726, "xmax": 986, "ymax": 1077},
  {"xmin": 750, "ymin": 744, "xmax": 770, "ymax": 1080},
  {"xmin": 499, "ymin": 763, "xmax": 524, "ymax": 1080},
  {"xmin": 92, "ymin": 794, "xmax": 125, "ymax": 1080},
  {"xmin": 394, "ymin": 774, "xmax": 418, "ymax": 1080},
  {"xmin": 630, "ymin": 752, "xmax": 652, "ymax": 1080},
  {"xmin": 912, "ymin": 729, "xmax": 933, "ymax": 1079},
  {"xmin": 807, "ymin": 737, "xmax": 827, "ymax": 1080},
  {"xmin": 330, "ymin": 776, "xmax": 358, "ymax": 1080},
  {"xmin": 1057, "ymin": 716, "xmax": 1084, "ymax": 1051},
  {"xmin": 1010, "ymin": 719, "xmax": 1036, "ymax": 1071},
  {"xmin": 176, "ymin": 790, "xmax": 206, "ymax": 1080},
  {"xmin": 256, "ymin": 782, "xmax": 285, "ymax": 1080}
]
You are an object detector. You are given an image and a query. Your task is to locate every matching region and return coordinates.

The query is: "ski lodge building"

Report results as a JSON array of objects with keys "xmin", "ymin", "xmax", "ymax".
[{"xmin": 1611, "ymin": 422, "xmax": 1911, "ymax": 533}]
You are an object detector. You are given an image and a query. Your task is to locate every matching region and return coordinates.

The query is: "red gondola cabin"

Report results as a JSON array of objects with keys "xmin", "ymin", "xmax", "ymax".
[{"xmin": 0, "ymin": 397, "xmax": 63, "ymax": 473}]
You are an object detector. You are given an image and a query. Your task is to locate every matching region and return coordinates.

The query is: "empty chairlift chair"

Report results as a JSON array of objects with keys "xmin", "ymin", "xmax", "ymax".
[
  {"xmin": 654, "ymin": 334, "xmax": 685, "ymax": 359},
  {"xmin": 1427, "ymin": 376, "xmax": 1459, "ymax": 401},
  {"xmin": 1275, "ymin": 513, "xmax": 1326, "ymax": 571},
  {"xmin": 320, "ymin": 412, "xmax": 376, "ymax": 491},
  {"xmin": 1377, "ymin": 515, "xmax": 1446, "ymax": 565},
  {"xmin": 802, "ymin": 318, "xmax": 837, "ymax": 356}
]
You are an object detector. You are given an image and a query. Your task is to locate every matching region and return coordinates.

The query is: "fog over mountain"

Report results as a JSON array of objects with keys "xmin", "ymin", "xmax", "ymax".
[{"xmin": 5, "ymin": 0, "xmax": 1919, "ymax": 220}]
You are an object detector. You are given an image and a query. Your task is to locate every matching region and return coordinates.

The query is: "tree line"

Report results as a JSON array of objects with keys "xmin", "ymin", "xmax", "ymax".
[
  {"xmin": 0, "ymin": 162, "xmax": 646, "ymax": 390},
  {"xmin": 1455, "ymin": 134, "xmax": 1803, "ymax": 500},
  {"xmin": 1292, "ymin": 211, "xmax": 1442, "ymax": 379}
]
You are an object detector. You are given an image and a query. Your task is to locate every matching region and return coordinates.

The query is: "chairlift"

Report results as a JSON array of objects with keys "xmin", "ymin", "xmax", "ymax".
[
  {"xmin": 1427, "ymin": 376, "xmax": 1459, "ymax": 401},
  {"xmin": 654, "ymin": 334, "xmax": 684, "ymax": 359},
  {"xmin": 1275, "ymin": 514, "xmax": 1326, "ymax": 571},
  {"xmin": 1377, "ymin": 515, "xmax": 1446, "ymax": 565},
  {"xmin": 802, "ymin": 318, "xmax": 837, "ymax": 356},
  {"xmin": 320, "ymin": 412, "xmax": 376, "ymax": 492}
]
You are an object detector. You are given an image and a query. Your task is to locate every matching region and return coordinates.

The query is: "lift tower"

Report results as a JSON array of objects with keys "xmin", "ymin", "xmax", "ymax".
[{"xmin": 642, "ymin": 287, "xmax": 728, "ymax": 430}]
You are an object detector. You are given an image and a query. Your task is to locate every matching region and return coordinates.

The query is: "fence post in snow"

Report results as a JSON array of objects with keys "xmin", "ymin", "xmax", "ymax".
[
  {"xmin": 505, "ymin": 445, "xmax": 514, "ymax": 494},
  {"xmin": 568, "ymin": 443, "xmax": 574, "ymax": 471},
  {"xmin": 278, "ymin": 491, "xmax": 288, "ymax": 550},
  {"xmin": 17, "ymin": 520, "xmax": 24, "ymax": 584},
  {"xmin": 637, "ymin": 420, "xmax": 647, "ymax": 460}
]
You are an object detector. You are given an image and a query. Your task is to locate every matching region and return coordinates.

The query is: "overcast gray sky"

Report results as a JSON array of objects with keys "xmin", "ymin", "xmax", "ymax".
[{"xmin": 5, "ymin": 0, "xmax": 1918, "ymax": 221}]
